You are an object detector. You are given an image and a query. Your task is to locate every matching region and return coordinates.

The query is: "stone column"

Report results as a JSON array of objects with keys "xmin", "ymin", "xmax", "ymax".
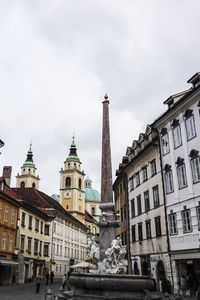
[{"xmin": 99, "ymin": 95, "xmax": 118, "ymax": 260}]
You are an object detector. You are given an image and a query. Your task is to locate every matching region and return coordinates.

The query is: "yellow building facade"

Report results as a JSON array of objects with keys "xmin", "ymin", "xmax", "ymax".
[
  {"xmin": 60, "ymin": 138, "xmax": 85, "ymax": 224},
  {"xmin": 16, "ymin": 145, "xmax": 40, "ymax": 189}
]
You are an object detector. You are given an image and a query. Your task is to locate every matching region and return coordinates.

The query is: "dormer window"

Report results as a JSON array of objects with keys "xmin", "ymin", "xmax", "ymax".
[{"xmin": 168, "ymin": 100, "xmax": 174, "ymax": 109}]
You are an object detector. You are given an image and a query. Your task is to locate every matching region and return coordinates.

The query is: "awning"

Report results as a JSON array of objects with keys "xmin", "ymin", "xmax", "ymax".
[{"xmin": 0, "ymin": 259, "xmax": 19, "ymax": 266}]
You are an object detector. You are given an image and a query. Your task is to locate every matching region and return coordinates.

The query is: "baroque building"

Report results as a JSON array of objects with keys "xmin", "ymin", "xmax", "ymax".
[
  {"xmin": 153, "ymin": 72, "xmax": 200, "ymax": 294},
  {"xmin": 60, "ymin": 137, "xmax": 85, "ymax": 224},
  {"xmin": 16, "ymin": 144, "xmax": 40, "ymax": 189}
]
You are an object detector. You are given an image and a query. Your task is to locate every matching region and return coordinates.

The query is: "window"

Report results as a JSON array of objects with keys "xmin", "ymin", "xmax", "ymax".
[
  {"xmin": 161, "ymin": 131, "xmax": 170, "ymax": 155},
  {"xmin": 150, "ymin": 159, "xmax": 156, "ymax": 176},
  {"xmin": 27, "ymin": 237, "xmax": 32, "ymax": 254},
  {"xmin": 41, "ymin": 221, "xmax": 43, "ymax": 234},
  {"xmin": 35, "ymin": 218, "xmax": 39, "ymax": 231},
  {"xmin": 44, "ymin": 224, "xmax": 50, "ymax": 235},
  {"xmin": 129, "ymin": 176, "xmax": 134, "ymax": 191},
  {"xmin": 0, "ymin": 203, "xmax": 2, "ymax": 219},
  {"xmin": 120, "ymin": 207, "xmax": 123, "ymax": 222},
  {"xmin": 146, "ymin": 221, "xmax": 151, "ymax": 239},
  {"xmin": 144, "ymin": 191, "xmax": 150, "ymax": 212},
  {"xmin": 196, "ymin": 206, "xmax": 200, "ymax": 231},
  {"xmin": 53, "ymin": 243, "xmax": 55, "ymax": 255},
  {"xmin": 153, "ymin": 185, "xmax": 159, "ymax": 207},
  {"xmin": 168, "ymin": 213, "xmax": 178, "ymax": 235},
  {"xmin": 138, "ymin": 223, "xmax": 143, "ymax": 241},
  {"xmin": 57, "ymin": 244, "xmax": 59, "ymax": 255},
  {"xmin": 65, "ymin": 177, "xmax": 71, "ymax": 189},
  {"xmin": 137, "ymin": 195, "xmax": 142, "ymax": 215},
  {"xmin": 182, "ymin": 209, "xmax": 192, "ymax": 233},
  {"xmin": 164, "ymin": 165, "xmax": 174, "ymax": 194},
  {"xmin": 155, "ymin": 217, "xmax": 161, "ymax": 237},
  {"xmin": 135, "ymin": 172, "xmax": 140, "ymax": 186},
  {"xmin": 191, "ymin": 156, "xmax": 200, "ymax": 183},
  {"xmin": 60, "ymin": 245, "xmax": 62, "ymax": 256},
  {"xmin": 34, "ymin": 239, "xmax": 38, "ymax": 256},
  {"xmin": 2, "ymin": 234, "xmax": 6, "ymax": 250},
  {"xmin": 185, "ymin": 114, "xmax": 196, "ymax": 140},
  {"xmin": 91, "ymin": 207, "xmax": 95, "ymax": 216},
  {"xmin": 29, "ymin": 215, "xmax": 32, "ymax": 229},
  {"xmin": 44, "ymin": 244, "xmax": 49, "ymax": 257},
  {"xmin": 9, "ymin": 237, "xmax": 13, "ymax": 251},
  {"xmin": 131, "ymin": 199, "xmax": 135, "ymax": 218},
  {"xmin": 20, "ymin": 181, "xmax": 25, "ymax": 188},
  {"xmin": 21, "ymin": 235, "xmax": 25, "ymax": 252},
  {"xmin": 131, "ymin": 225, "xmax": 136, "ymax": 242},
  {"xmin": 21, "ymin": 212, "xmax": 26, "ymax": 227},
  {"xmin": 79, "ymin": 178, "xmax": 82, "ymax": 189},
  {"xmin": 52, "ymin": 222, "xmax": 56, "ymax": 233},
  {"xmin": 11, "ymin": 209, "xmax": 15, "ymax": 224},
  {"xmin": 32, "ymin": 182, "xmax": 35, "ymax": 188},
  {"xmin": 176, "ymin": 158, "xmax": 187, "ymax": 189},
  {"xmin": 172, "ymin": 120, "xmax": 182, "ymax": 148},
  {"xmin": 4, "ymin": 206, "xmax": 9, "ymax": 222},
  {"xmin": 142, "ymin": 166, "xmax": 148, "ymax": 182},
  {"xmin": 39, "ymin": 241, "xmax": 42, "ymax": 256}
]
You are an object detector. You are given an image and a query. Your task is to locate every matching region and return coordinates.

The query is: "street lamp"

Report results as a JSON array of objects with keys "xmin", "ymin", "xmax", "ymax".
[{"xmin": 0, "ymin": 139, "xmax": 4, "ymax": 154}]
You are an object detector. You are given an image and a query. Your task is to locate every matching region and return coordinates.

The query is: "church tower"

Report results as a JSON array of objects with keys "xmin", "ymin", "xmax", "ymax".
[
  {"xmin": 60, "ymin": 137, "xmax": 85, "ymax": 223},
  {"xmin": 16, "ymin": 144, "xmax": 40, "ymax": 189}
]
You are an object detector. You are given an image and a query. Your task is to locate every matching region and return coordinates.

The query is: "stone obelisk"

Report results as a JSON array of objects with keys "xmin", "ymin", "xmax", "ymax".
[{"xmin": 99, "ymin": 94, "xmax": 118, "ymax": 260}]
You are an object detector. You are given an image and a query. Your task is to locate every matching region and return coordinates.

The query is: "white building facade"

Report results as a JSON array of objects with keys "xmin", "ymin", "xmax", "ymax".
[
  {"xmin": 154, "ymin": 73, "xmax": 200, "ymax": 294},
  {"xmin": 124, "ymin": 126, "xmax": 171, "ymax": 290},
  {"xmin": 51, "ymin": 210, "xmax": 87, "ymax": 276}
]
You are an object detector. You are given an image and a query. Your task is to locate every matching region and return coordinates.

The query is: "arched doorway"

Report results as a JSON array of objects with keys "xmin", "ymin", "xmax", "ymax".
[
  {"xmin": 142, "ymin": 261, "xmax": 150, "ymax": 276},
  {"xmin": 134, "ymin": 261, "xmax": 140, "ymax": 275},
  {"xmin": 157, "ymin": 260, "xmax": 166, "ymax": 281}
]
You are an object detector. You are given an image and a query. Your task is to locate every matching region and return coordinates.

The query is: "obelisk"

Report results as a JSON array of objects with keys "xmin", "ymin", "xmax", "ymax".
[{"xmin": 99, "ymin": 94, "xmax": 118, "ymax": 260}]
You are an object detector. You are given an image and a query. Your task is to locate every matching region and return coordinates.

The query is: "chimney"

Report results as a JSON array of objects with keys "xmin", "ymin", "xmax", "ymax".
[{"xmin": 3, "ymin": 166, "xmax": 12, "ymax": 187}]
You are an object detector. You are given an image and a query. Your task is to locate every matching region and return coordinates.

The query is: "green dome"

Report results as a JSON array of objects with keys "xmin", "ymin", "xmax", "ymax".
[
  {"xmin": 23, "ymin": 161, "xmax": 35, "ymax": 167},
  {"xmin": 66, "ymin": 137, "xmax": 80, "ymax": 162},
  {"xmin": 85, "ymin": 187, "xmax": 101, "ymax": 202}
]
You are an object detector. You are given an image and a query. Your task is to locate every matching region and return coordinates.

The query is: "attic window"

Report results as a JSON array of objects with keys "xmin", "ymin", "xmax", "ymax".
[{"xmin": 168, "ymin": 100, "xmax": 174, "ymax": 109}]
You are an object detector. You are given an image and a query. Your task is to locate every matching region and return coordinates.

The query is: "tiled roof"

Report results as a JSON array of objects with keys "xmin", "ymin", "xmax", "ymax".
[
  {"xmin": 0, "ymin": 178, "xmax": 20, "ymax": 206},
  {"xmin": 12, "ymin": 188, "xmax": 87, "ymax": 229},
  {"xmin": 85, "ymin": 209, "xmax": 96, "ymax": 222}
]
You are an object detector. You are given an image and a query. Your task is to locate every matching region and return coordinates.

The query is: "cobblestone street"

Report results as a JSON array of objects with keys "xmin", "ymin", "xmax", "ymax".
[{"xmin": 0, "ymin": 278, "xmax": 62, "ymax": 300}]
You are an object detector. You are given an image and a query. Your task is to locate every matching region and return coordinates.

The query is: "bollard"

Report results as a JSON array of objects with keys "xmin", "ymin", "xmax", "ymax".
[{"xmin": 45, "ymin": 287, "xmax": 54, "ymax": 300}]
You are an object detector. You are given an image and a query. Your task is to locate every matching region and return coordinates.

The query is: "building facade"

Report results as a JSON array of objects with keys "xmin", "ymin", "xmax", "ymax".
[
  {"xmin": 122, "ymin": 126, "xmax": 171, "ymax": 288},
  {"xmin": 0, "ymin": 178, "xmax": 20, "ymax": 285},
  {"xmin": 153, "ymin": 72, "xmax": 200, "ymax": 294}
]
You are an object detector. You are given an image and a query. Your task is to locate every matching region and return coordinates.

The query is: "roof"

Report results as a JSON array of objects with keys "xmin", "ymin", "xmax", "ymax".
[
  {"xmin": 0, "ymin": 178, "xmax": 20, "ymax": 207},
  {"xmin": 85, "ymin": 187, "xmax": 101, "ymax": 202},
  {"xmin": 12, "ymin": 188, "xmax": 87, "ymax": 229},
  {"xmin": 85, "ymin": 209, "xmax": 96, "ymax": 223}
]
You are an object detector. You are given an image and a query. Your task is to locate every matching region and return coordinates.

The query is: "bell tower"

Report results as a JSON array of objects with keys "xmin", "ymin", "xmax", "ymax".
[
  {"xmin": 60, "ymin": 137, "xmax": 85, "ymax": 223},
  {"xmin": 16, "ymin": 144, "xmax": 40, "ymax": 189}
]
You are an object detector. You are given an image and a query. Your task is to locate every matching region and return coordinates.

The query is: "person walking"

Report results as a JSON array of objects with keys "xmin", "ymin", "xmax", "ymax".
[
  {"xmin": 45, "ymin": 270, "xmax": 49, "ymax": 286},
  {"xmin": 50, "ymin": 271, "xmax": 54, "ymax": 284},
  {"xmin": 180, "ymin": 275, "xmax": 186, "ymax": 296},
  {"xmin": 36, "ymin": 276, "xmax": 41, "ymax": 294},
  {"xmin": 62, "ymin": 273, "xmax": 67, "ymax": 289}
]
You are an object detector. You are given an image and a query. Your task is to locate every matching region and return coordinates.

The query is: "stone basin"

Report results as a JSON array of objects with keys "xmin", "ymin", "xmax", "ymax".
[{"xmin": 70, "ymin": 273, "xmax": 158, "ymax": 300}]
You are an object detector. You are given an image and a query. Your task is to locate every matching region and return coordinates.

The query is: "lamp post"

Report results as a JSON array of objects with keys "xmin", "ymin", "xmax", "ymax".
[{"xmin": 0, "ymin": 139, "xmax": 4, "ymax": 154}]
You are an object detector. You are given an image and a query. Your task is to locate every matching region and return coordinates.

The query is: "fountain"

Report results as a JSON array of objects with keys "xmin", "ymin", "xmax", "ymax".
[{"xmin": 58, "ymin": 96, "xmax": 159, "ymax": 300}]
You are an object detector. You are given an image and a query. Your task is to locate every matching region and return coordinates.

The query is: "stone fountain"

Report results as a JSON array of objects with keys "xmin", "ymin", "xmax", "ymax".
[{"xmin": 58, "ymin": 96, "xmax": 159, "ymax": 300}]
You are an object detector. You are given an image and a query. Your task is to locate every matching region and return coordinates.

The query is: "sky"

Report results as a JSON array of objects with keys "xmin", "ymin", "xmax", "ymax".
[{"xmin": 0, "ymin": 0, "xmax": 200, "ymax": 196}]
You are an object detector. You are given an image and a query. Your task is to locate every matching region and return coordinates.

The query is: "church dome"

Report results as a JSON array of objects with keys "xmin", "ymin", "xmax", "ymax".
[{"xmin": 84, "ymin": 176, "xmax": 100, "ymax": 202}]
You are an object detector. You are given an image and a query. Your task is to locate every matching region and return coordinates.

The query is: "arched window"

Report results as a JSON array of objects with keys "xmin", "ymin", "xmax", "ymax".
[
  {"xmin": 20, "ymin": 181, "xmax": 25, "ymax": 188},
  {"xmin": 79, "ymin": 178, "xmax": 82, "ymax": 189},
  {"xmin": 65, "ymin": 177, "xmax": 71, "ymax": 189},
  {"xmin": 91, "ymin": 207, "xmax": 95, "ymax": 216},
  {"xmin": 32, "ymin": 182, "xmax": 35, "ymax": 188}
]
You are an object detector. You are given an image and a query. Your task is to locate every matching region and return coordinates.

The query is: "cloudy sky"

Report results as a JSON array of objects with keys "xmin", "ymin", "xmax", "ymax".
[{"xmin": 0, "ymin": 0, "xmax": 200, "ymax": 196}]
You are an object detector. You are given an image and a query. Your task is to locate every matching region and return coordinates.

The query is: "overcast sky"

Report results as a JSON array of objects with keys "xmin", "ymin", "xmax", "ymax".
[{"xmin": 0, "ymin": 0, "xmax": 200, "ymax": 196}]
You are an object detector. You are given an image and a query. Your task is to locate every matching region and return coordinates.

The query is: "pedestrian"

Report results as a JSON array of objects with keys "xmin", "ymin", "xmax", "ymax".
[
  {"xmin": 50, "ymin": 271, "xmax": 54, "ymax": 284},
  {"xmin": 180, "ymin": 275, "xmax": 186, "ymax": 296},
  {"xmin": 62, "ymin": 273, "xmax": 67, "ymax": 289},
  {"xmin": 45, "ymin": 270, "xmax": 49, "ymax": 286},
  {"xmin": 36, "ymin": 276, "xmax": 41, "ymax": 294},
  {"xmin": 66, "ymin": 269, "xmax": 72, "ymax": 291}
]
